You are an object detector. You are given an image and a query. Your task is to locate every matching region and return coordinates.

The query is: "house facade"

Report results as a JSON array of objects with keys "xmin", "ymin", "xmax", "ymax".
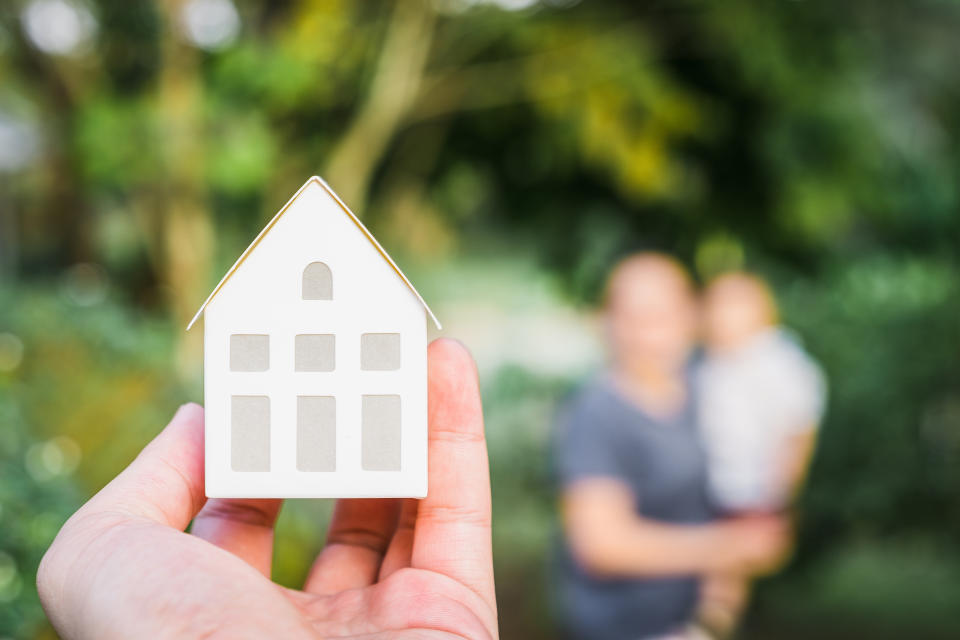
[{"xmin": 193, "ymin": 177, "xmax": 436, "ymax": 498}]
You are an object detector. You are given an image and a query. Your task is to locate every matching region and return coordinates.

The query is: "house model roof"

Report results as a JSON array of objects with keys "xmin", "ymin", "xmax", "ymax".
[{"xmin": 186, "ymin": 176, "xmax": 441, "ymax": 331}]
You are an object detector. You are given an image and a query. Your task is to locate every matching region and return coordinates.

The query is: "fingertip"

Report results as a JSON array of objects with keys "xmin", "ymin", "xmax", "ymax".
[
  {"xmin": 427, "ymin": 339, "xmax": 482, "ymax": 416},
  {"xmin": 174, "ymin": 403, "xmax": 206, "ymax": 463},
  {"xmin": 428, "ymin": 338, "xmax": 478, "ymax": 381},
  {"xmin": 174, "ymin": 402, "xmax": 205, "ymax": 422},
  {"xmin": 168, "ymin": 403, "xmax": 205, "ymax": 443}
]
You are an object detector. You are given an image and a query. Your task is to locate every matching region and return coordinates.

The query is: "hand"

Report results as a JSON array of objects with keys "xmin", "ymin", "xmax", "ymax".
[
  {"xmin": 38, "ymin": 339, "xmax": 498, "ymax": 639},
  {"xmin": 717, "ymin": 514, "xmax": 792, "ymax": 575}
]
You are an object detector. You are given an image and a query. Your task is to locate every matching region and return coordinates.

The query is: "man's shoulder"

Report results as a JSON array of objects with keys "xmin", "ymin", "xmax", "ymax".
[
  {"xmin": 555, "ymin": 374, "xmax": 626, "ymax": 439},
  {"xmin": 562, "ymin": 374, "xmax": 616, "ymax": 415},
  {"xmin": 552, "ymin": 374, "xmax": 631, "ymax": 479}
]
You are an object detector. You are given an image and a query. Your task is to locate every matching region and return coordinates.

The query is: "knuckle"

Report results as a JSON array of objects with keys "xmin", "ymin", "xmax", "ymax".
[
  {"xmin": 197, "ymin": 500, "xmax": 278, "ymax": 528},
  {"xmin": 326, "ymin": 525, "xmax": 392, "ymax": 553},
  {"xmin": 419, "ymin": 503, "xmax": 492, "ymax": 529},
  {"xmin": 429, "ymin": 427, "xmax": 486, "ymax": 444}
]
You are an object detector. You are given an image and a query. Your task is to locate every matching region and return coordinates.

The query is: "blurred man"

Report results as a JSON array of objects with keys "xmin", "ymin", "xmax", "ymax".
[
  {"xmin": 553, "ymin": 254, "xmax": 789, "ymax": 640},
  {"xmin": 696, "ymin": 271, "xmax": 826, "ymax": 636}
]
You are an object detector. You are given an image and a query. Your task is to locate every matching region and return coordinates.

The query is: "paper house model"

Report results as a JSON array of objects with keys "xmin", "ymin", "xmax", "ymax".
[{"xmin": 188, "ymin": 176, "xmax": 440, "ymax": 498}]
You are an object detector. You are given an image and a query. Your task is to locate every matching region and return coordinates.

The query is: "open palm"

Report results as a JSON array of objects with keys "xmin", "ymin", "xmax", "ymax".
[{"xmin": 38, "ymin": 339, "xmax": 498, "ymax": 639}]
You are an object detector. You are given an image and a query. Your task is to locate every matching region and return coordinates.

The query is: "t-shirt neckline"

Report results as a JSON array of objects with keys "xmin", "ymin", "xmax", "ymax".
[{"xmin": 601, "ymin": 372, "xmax": 690, "ymax": 429}]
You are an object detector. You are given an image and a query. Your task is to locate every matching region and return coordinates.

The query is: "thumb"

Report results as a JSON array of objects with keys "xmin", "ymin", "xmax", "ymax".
[{"xmin": 84, "ymin": 403, "xmax": 207, "ymax": 529}]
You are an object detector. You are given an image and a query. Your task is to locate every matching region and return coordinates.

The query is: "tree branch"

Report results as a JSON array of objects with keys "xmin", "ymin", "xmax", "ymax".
[{"xmin": 323, "ymin": 0, "xmax": 437, "ymax": 213}]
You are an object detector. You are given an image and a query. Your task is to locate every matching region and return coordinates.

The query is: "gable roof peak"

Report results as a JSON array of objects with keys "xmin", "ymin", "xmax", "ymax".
[{"xmin": 186, "ymin": 176, "xmax": 441, "ymax": 331}]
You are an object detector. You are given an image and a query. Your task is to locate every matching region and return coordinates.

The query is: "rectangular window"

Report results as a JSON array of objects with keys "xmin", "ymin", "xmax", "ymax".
[
  {"xmin": 295, "ymin": 334, "xmax": 335, "ymax": 372},
  {"xmin": 297, "ymin": 396, "xmax": 336, "ymax": 472},
  {"xmin": 230, "ymin": 334, "xmax": 269, "ymax": 372},
  {"xmin": 360, "ymin": 333, "xmax": 401, "ymax": 371},
  {"xmin": 231, "ymin": 395, "xmax": 270, "ymax": 471},
  {"xmin": 362, "ymin": 395, "xmax": 401, "ymax": 471}
]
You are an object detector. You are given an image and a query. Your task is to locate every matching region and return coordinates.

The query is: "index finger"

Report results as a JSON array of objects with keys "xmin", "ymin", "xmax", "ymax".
[{"xmin": 410, "ymin": 339, "xmax": 496, "ymax": 616}]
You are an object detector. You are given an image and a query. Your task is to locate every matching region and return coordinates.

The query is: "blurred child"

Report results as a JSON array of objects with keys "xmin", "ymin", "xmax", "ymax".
[{"xmin": 696, "ymin": 272, "xmax": 826, "ymax": 636}]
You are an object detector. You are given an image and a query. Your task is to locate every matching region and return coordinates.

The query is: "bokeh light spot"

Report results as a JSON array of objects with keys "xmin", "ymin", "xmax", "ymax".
[
  {"xmin": 181, "ymin": 0, "xmax": 240, "ymax": 51},
  {"xmin": 0, "ymin": 552, "xmax": 20, "ymax": 604},
  {"xmin": 25, "ymin": 436, "xmax": 81, "ymax": 481},
  {"xmin": 20, "ymin": 0, "xmax": 97, "ymax": 56},
  {"xmin": 0, "ymin": 333, "xmax": 24, "ymax": 373},
  {"xmin": 0, "ymin": 112, "xmax": 40, "ymax": 173},
  {"xmin": 60, "ymin": 263, "xmax": 109, "ymax": 307}
]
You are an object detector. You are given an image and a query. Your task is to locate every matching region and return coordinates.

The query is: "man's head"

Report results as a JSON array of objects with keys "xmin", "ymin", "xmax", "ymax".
[
  {"xmin": 702, "ymin": 271, "xmax": 778, "ymax": 351},
  {"xmin": 603, "ymin": 253, "xmax": 697, "ymax": 374}
]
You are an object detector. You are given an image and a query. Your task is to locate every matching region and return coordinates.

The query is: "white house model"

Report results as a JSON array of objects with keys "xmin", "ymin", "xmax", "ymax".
[{"xmin": 187, "ymin": 176, "xmax": 440, "ymax": 499}]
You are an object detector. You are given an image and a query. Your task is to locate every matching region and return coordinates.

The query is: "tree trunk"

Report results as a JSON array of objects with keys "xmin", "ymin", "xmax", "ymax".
[
  {"xmin": 323, "ymin": 0, "xmax": 436, "ymax": 214},
  {"xmin": 156, "ymin": 0, "xmax": 214, "ymax": 382}
]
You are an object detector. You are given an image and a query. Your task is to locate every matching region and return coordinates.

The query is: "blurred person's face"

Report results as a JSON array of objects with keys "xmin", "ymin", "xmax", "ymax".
[
  {"xmin": 703, "ymin": 274, "xmax": 775, "ymax": 351},
  {"xmin": 605, "ymin": 258, "xmax": 697, "ymax": 374}
]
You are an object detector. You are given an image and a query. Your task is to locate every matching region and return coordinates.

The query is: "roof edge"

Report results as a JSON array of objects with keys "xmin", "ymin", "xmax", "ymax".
[{"xmin": 186, "ymin": 176, "xmax": 442, "ymax": 331}]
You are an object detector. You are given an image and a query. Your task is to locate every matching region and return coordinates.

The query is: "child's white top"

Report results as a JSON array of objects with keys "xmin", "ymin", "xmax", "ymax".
[{"xmin": 696, "ymin": 327, "xmax": 826, "ymax": 511}]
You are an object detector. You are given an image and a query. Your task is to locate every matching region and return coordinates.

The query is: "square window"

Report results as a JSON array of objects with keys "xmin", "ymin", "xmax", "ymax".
[
  {"xmin": 297, "ymin": 396, "xmax": 336, "ymax": 472},
  {"xmin": 295, "ymin": 334, "xmax": 335, "ymax": 372},
  {"xmin": 231, "ymin": 395, "xmax": 270, "ymax": 472},
  {"xmin": 360, "ymin": 333, "xmax": 401, "ymax": 371},
  {"xmin": 362, "ymin": 395, "xmax": 401, "ymax": 471},
  {"xmin": 230, "ymin": 334, "xmax": 269, "ymax": 372}
]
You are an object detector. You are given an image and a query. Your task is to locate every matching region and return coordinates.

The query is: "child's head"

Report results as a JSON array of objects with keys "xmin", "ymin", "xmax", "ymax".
[{"xmin": 702, "ymin": 271, "xmax": 778, "ymax": 351}]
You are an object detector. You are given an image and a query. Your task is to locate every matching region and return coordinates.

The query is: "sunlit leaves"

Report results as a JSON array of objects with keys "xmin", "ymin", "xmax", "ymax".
[
  {"xmin": 524, "ymin": 22, "xmax": 708, "ymax": 202},
  {"xmin": 205, "ymin": 110, "xmax": 277, "ymax": 195},
  {"xmin": 75, "ymin": 97, "xmax": 159, "ymax": 187}
]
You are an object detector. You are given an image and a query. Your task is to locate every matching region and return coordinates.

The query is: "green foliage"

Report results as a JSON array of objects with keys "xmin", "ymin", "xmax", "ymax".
[
  {"xmin": 483, "ymin": 365, "xmax": 571, "ymax": 639},
  {"xmin": 747, "ymin": 538, "xmax": 960, "ymax": 639},
  {"xmin": 76, "ymin": 97, "xmax": 160, "ymax": 187},
  {"xmin": 0, "ymin": 284, "xmax": 189, "ymax": 637},
  {"xmin": 0, "ymin": 390, "xmax": 80, "ymax": 638},
  {"xmin": 205, "ymin": 109, "xmax": 278, "ymax": 195},
  {"xmin": 787, "ymin": 257, "xmax": 960, "ymax": 541}
]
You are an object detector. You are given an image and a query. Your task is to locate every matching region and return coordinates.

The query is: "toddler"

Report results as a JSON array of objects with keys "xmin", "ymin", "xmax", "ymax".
[
  {"xmin": 698, "ymin": 272, "xmax": 826, "ymax": 512},
  {"xmin": 695, "ymin": 272, "xmax": 826, "ymax": 638}
]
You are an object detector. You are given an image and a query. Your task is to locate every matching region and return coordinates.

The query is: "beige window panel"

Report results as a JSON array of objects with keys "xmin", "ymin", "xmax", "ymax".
[
  {"xmin": 302, "ymin": 261, "xmax": 332, "ymax": 300},
  {"xmin": 362, "ymin": 395, "xmax": 401, "ymax": 471},
  {"xmin": 230, "ymin": 334, "xmax": 269, "ymax": 372},
  {"xmin": 295, "ymin": 334, "xmax": 336, "ymax": 372},
  {"xmin": 360, "ymin": 333, "xmax": 401, "ymax": 370},
  {"xmin": 297, "ymin": 396, "xmax": 336, "ymax": 472},
  {"xmin": 231, "ymin": 395, "xmax": 270, "ymax": 472}
]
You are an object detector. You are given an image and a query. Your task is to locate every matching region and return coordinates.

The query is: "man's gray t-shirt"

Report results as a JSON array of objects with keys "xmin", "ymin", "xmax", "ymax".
[{"xmin": 553, "ymin": 374, "xmax": 714, "ymax": 640}]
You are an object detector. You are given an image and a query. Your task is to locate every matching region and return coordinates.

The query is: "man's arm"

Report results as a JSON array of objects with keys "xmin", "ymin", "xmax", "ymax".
[{"xmin": 561, "ymin": 478, "xmax": 789, "ymax": 578}]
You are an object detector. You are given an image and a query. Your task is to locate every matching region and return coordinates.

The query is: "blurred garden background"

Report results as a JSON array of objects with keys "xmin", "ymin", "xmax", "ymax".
[{"xmin": 2, "ymin": 0, "xmax": 960, "ymax": 637}]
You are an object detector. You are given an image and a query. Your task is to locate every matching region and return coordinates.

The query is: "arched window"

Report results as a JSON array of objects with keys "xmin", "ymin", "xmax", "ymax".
[{"xmin": 302, "ymin": 262, "xmax": 332, "ymax": 300}]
